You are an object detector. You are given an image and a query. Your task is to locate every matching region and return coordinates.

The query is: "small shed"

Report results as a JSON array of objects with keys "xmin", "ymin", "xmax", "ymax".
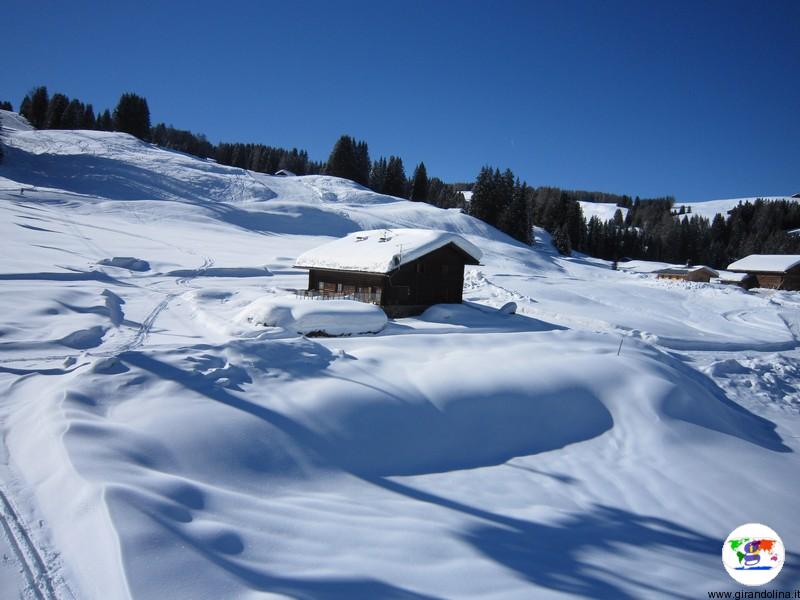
[
  {"xmin": 655, "ymin": 265, "xmax": 718, "ymax": 283},
  {"xmin": 727, "ymin": 255, "xmax": 800, "ymax": 290},
  {"xmin": 294, "ymin": 229, "xmax": 482, "ymax": 317},
  {"xmin": 274, "ymin": 169, "xmax": 296, "ymax": 177},
  {"xmin": 711, "ymin": 270, "xmax": 757, "ymax": 290}
]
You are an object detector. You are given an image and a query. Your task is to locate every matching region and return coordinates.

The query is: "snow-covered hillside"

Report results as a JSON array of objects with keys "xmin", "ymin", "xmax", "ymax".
[
  {"xmin": 681, "ymin": 196, "xmax": 798, "ymax": 220},
  {"xmin": 578, "ymin": 201, "xmax": 628, "ymax": 222},
  {"xmin": 1, "ymin": 111, "xmax": 799, "ymax": 599}
]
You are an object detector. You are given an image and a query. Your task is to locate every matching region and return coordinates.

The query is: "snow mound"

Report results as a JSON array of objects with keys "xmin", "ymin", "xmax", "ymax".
[
  {"xmin": 98, "ymin": 256, "xmax": 151, "ymax": 271},
  {"xmin": 0, "ymin": 109, "xmax": 34, "ymax": 132},
  {"xmin": 236, "ymin": 297, "xmax": 387, "ymax": 336}
]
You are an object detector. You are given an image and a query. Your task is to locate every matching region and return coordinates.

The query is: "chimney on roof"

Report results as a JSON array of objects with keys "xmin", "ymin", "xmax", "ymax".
[{"xmin": 686, "ymin": 259, "xmax": 693, "ymax": 268}]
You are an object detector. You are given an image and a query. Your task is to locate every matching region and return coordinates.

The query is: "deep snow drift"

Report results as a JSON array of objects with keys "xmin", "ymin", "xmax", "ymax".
[{"xmin": 1, "ymin": 112, "xmax": 799, "ymax": 599}]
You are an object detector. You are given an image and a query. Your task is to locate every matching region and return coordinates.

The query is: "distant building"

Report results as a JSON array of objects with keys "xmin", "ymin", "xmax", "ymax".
[
  {"xmin": 711, "ymin": 270, "xmax": 757, "ymax": 290},
  {"xmin": 727, "ymin": 255, "xmax": 800, "ymax": 290},
  {"xmin": 655, "ymin": 265, "xmax": 718, "ymax": 283},
  {"xmin": 294, "ymin": 229, "xmax": 482, "ymax": 317},
  {"xmin": 274, "ymin": 169, "xmax": 296, "ymax": 177}
]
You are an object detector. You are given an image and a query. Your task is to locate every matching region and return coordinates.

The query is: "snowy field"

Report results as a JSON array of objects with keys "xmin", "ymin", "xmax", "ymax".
[
  {"xmin": 577, "ymin": 201, "xmax": 627, "ymax": 222},
  {"xmin": 1, "ymin": 111, "xmax": 800, "ymax": 599},
  {"xmin": 681, "ymin": 196, "xmax": 797, "ymax": 220}
]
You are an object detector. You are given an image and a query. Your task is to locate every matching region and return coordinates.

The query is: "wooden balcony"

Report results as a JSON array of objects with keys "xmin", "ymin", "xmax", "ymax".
[{"xmin": 295, "ymin": 289, "xmax": 382, "ymax": 305}]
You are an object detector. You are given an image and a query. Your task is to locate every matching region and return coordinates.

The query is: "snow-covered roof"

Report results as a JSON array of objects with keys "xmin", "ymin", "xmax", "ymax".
[
  {"xmin": 727, "ymin": 255, "xmax": 800, "ymax": 273},
  {"xmin": 294, "ymin": 229, "xmax": 482, "ymax": 274},
  {"xmin": 713, "ymin": 271, "xmax": 752, "ymax": 282},
  {"xmin": 274, "ymin": 169, "xmax": 296, "ymax": 177},
  {"xmin": 655, "ymin": 265, "xmax": 718, "ymax": 276}
]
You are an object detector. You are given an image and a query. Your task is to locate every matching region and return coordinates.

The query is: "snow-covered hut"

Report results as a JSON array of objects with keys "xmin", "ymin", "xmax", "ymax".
[
  {"xmin": 655, "ymin": 265, "xmax": 718, "ymax": 283},
  {"xmin": 294, "ymin": 229, "xmax": 482, "ymax": 317},
  {"xmin": 711, "ymin": 270, "xmax": 756, "ymax": 289},
  {"xmin": 727, "ymin": 255, "xmax": 800, "ymax": 290},
  {"xmin": 274, "ymin": 169, "xmax": 296, "ymax": 177}
]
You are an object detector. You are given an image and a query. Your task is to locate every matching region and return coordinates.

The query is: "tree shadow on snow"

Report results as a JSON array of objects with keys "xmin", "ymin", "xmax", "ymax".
[
  {"xmin": 364, "ymin": 477, "xmax": 800, "ymax": 599},
  {"xmin": 125, "ymin": 498, "xmax": 441, "ymax": 600}
]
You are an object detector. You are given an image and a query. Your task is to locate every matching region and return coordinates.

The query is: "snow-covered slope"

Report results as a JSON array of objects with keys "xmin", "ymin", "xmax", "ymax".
[
  {"xmin": 578, "ymin": 201, "xmax": 627, "ymax": 222},
  {"xmin": 681, "ymin": 196, "xmax": 797, "ymax": 220},
  {"xmin": 1, "ymin": 112, "xmax": 799, "ymax": 599}
]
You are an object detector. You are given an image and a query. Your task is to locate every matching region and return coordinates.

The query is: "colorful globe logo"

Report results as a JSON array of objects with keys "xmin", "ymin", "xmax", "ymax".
[{"xmin": 722, "ymin": 523, "xmax": 785, "ymax": 586}]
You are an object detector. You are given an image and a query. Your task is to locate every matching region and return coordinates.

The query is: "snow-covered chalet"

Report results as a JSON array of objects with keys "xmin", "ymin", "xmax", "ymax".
[
  {"xmin": 294, "ymin": 229, "xmax": 482, "ymax": 317},
  {"xmin": 727, "ymin": 255, "xmax": 800, "ymax": 290}
]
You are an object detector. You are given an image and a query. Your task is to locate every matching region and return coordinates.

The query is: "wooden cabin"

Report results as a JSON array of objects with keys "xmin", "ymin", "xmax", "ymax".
[
  {"xmin": 655, "ymin": 265, "xmax": 718, "ymax": 283},
  {"xmin": 294, "ymin": 229, "xmax": 482, "ymax": 317},
  {"xmin": 727, "ymin": 255, "xmax": 800, "ymax": 290}
]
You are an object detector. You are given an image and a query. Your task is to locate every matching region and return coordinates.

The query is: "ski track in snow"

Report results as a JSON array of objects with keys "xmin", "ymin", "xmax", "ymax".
[{"xmin": 0, "ymin": 486, "xmax": 60, "ymax": 600}]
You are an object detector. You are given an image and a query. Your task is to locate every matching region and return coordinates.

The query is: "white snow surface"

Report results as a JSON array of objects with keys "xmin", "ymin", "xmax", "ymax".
[
  {"xmin": 713, "ymin": 270, "xmax": 751, "ymax": 283},
  {"xmin": 1, "ymin": 115, "xmax": 800, "ymax": 599},
  {"xmin": 578, "ymin": 201, "xmax": 627, "ymax": 222},
  {"xmin": 654, "ymin": 265, "xmax": 718, "ymax": 276},
  {"xmin": 681, "ymin": 196, "xmax": 798, "ymax": 220},
  {"xmin": 236, "ymin": 296, "xmax": 387, "ymax": 335},
  {"xmin": 295, "ymin": 228, "xmax": 482, "ymax": 273},
  {"xmin": 727, "ymin": 254, "xmax": 800, "ymax": 273}
]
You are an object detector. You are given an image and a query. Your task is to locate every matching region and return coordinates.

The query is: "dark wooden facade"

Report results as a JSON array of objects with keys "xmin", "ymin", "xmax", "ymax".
[
  {"xmin": 656, "ymin": 268, "xmax": 716, "ymax": 283},
  {"xmin": 305, "ymin": 243, "xmax": 479, "ymax": 317},
  {"xmin": 735, "ymin": 265, "xmax": 800, "ymax": 290}
]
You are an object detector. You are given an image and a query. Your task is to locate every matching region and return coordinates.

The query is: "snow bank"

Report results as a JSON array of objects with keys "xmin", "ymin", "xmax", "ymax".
[
  {"xmin": 236, "ymin": 297, "xmax": 387, "ymax": 336},
  {"xmin": 0, "ymin": 109, "xmax": 34, "ymax": 132}
]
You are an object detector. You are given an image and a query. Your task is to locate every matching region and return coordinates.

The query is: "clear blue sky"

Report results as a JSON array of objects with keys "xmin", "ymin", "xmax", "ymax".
[{"xmin": 3, "ymin": 0, "xmax": 798, "ymax": 201}]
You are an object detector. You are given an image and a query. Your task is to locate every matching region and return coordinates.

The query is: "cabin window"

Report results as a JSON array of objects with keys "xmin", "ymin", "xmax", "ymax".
[
  {"xmin": 317, "ymin": 281, "xmax": 325, "ymax": 290},
  {"xmin": 336, "ymin": 283, "xmax": 343, "ymax": 292}
]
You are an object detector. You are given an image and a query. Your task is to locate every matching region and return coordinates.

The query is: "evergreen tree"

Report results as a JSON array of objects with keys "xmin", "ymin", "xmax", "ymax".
[
  {"xmin": 0, "ymin": 101, "xmax": 12, "ymax": 111},
  {"xmin": 19, "ymin": 96, "xmax": 33, "ymax": 124},
  {"xmin": 61, "ymin": 99, "xmax": 85, "ymax": 129},
  {"xmin": 96, "ymin": 109, "xmax": 113, "ymax": 131},
  {"xmin": 383, "ymin": 156, "xmax": 407, "ymax": 197},
  {"xmin": 498, "ymin": 180, "xmax": 532, "ymax": 244},
  {"xmin": 369, "ymin": 157, "xmax": 388, "ymax": 193},
  {"xmin": 29, "ymin": 87, "xmax": 49, "ymax": 128},
  {"xmin": 409, "ymin": 162, "xmax": 429, "ymax": 202},
  {"xmin": 552, "ymin": 223, "xmax": 572, "ymax": 255},
  {"xmin": 325, "ymin": 135, "xmax": 358, "ymax": 181},
  {"xmin": 45, "ymin": 93, "xmax": 69, "ymax": 129},
  {"xmin": 354, "ymin": 140, "xmax": 370, "ymax": 186},
  {"xmin": 82, "ymin": 104, "xmax": 96, "ymax": 129},
  {"xmin": 613, "ymin": 208, "xmax": 624, "ymax": 227},
  {"xmin": 469, "ymin": 166, "xmax": 496, "ymax": 225},
  {"xmin": 113, "ymin": 93, "xmax": 151, "ymax": 139}
]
